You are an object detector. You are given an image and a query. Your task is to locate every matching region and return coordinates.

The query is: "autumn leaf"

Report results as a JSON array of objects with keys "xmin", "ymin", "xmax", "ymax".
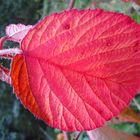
[
  {"xmin": 0, "ymin": 24, "xmax": 31, "ymax": 83},
  {"xmin": 3, "ymin": 9, "xmax": 140, "ymax": 131},
  {"xmin": 6, "ymin": 24, "xmax": 33, "ymax": 42},
  {"xmin": 87, "ymin": 126, "xmax": 140, "ymax": 140},
  {"xmin": 0, "ymin": 24, "xmax": 32, "ymax": 50}
]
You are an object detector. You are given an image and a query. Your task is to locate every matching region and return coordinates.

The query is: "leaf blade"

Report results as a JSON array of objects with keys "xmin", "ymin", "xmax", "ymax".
[{"xmin": 11, "ymin": 9, "xmax": 140, "ymax": 131}]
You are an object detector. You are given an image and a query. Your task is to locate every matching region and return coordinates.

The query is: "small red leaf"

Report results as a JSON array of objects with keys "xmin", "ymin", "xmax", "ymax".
[
  {"xmin": 10, "ymin": 9, "xmax": 140, "ymax": 131},
  {"xmin": 6, "ymin": 24, "xmax": 33, "ymax": 42}
]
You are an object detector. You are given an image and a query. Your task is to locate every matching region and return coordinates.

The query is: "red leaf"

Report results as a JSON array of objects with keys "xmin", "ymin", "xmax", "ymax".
[
  {"xmin": 10, "ymin": 9, "xmax": 140, "ymax": 131},
  {"xmin": 6, "ymin": 24, "xmax": 33, "ymax": 42},
  {"xmin": 11, "ymin": 55, "xmax": 40, "ymax": 118},
  {"xmin": 0, "ymin": 24, "xmax": 32, "ymax": 50}
]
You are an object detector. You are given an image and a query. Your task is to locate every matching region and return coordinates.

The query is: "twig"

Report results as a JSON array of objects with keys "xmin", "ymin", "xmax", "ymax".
[
  {"xmin": 73, "ymin": 132, "xmax": 83, "ymax": 140},
  {"xmin": 0, "ymin": 36, "xmax": 9, "ymax": 50},
  {"xmin": 133, "ymin": 98, "xmax": 140, "ymax": 111},
  {"xmin": 39, "ymin": 127, "xmax": 53, "ymax": 140},
  {"xmin": 42, "ymin": 0, "xmax": 51, "ymax": 18},
  {"xmin": 67, "ymin": 0, "xmax": 75, "ymax": 10}
]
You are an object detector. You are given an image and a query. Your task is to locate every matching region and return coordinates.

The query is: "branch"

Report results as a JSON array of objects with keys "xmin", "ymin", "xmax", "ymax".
[
  {"xmin": 39, "ymin": 127, "xmax": 53, "ymax": 140},
  {"xmin": 67, "ymin": 0, "xmax": 75, "ymax": 10}
]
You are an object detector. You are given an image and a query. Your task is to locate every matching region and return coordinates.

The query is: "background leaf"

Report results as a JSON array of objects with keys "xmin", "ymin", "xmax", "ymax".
[
  {"xmin": 119, "ymin": 107, "xmax": 140, "ymax": 123},
  {"xmin": 87, "ymin": 126, "xmax": 140, "ymax": 140}
]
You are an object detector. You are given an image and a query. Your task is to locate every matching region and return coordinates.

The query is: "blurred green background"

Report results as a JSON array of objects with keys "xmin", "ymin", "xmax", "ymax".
[{"xmin": 0, "ymin": 0, "xmax": 140, "ymax": 140}]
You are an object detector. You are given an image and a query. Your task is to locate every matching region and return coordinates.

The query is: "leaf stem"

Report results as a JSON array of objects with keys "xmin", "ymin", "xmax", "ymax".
[
  {"xmin": 67, "ymin": 0, "xmax": 75, "ymax": 10},
  {"xmin": 0, "ymin": 48, "xmax": 22, "ymax": 56},
  {"xmin": 0, "ymin": 36, "xmax": 9, "ymax": 50},
  {"xmin": 39, "ymin": 127, "xmax": 53, "ymax": 140}
]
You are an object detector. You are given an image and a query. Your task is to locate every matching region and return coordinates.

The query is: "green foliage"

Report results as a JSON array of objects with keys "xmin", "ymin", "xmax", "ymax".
[
  {"xmin": 132, "ymin": 12, "xmax": 140, "ymax": 23},
  {"xmin": 0, "ymin": 0, "xmax": 43, "ymax": 37},
  {"xmin": 114, "ymin": 122, "xmax": 140, "ymax": 137}
]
